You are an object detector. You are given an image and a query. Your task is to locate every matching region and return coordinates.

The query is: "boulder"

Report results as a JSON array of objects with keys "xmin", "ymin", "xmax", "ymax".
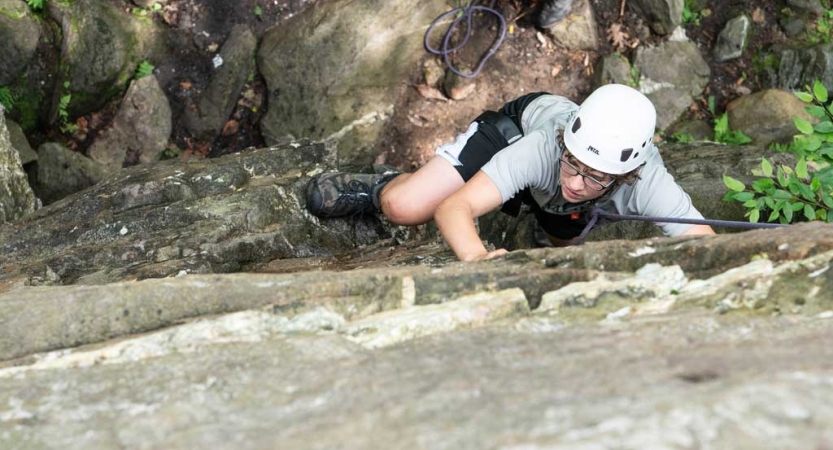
[
  {"xmin": 0, "ymin": 0, "xmax": 40, "ymax": 85},
  {"xmin": 31, "ymin": 143, "xmax": 107, "ymax": 205},
  {"xmin": 0, "ymin": 106, "xmax": 36, "ymax": 224},
  {"xmin": 257, "ymin": 0, "xmax": 448, "ymax": 169},
  {"xmin": 183, "ymin": 25, "xmax": 257, "ymax": 141},
  {"xmin": 0, "ymin": 0, "xmax": 61, "ymax": 132},
  {"xmin": 776, "ymin": 43, "xmax": 833, "ymax": 91},
  {"xmin": 628, "ymin": 0, "xmax": 683, "ymax": 35},
  {"xmin": 544, "ymin": 0, "xmax": 599, "ymax": 51},
  {"xmin": 593, "ymin": 53, "xmax": 636, "ymax": 87},
  {"xmin": 46, "ymin": 0, "xmax": 167, "ymax": 117},
  {"xmin": 634, "ymin": 39, "xmax": 711, "ymax": 130},
  {"xmin": 88, "ymin": 75, "xmax": 172, "ymax": 171},
  {"xmin": 714, "ymin": 15, "xmax": 750, "ymax": 63},
  {"xmin": 727, "ymin": 89, "xmax": 815, "ymax": 146},
  {"xmin": 5, "ymin": 118, "xmax": 37, "ymax": 165}
]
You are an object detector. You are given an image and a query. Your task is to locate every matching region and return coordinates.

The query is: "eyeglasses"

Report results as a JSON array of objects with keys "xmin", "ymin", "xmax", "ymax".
[{"xmin": 559, "ymin": 156, "xmax": 615, "ymax": 191}]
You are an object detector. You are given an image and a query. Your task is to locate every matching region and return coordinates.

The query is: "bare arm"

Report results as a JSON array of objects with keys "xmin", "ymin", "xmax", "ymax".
[
  {"xmin": 680, "ymin": 224, "xmax": 716, "ymax": 236},
  {"xmin": 435, "ymin": 171, "xmax": 506, "ymax": 262}
]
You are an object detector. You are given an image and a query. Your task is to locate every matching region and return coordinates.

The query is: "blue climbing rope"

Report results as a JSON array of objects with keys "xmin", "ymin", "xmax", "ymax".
[{"xmin": 424, "ymin": 1, "xmax": 507, "ymax": 79}]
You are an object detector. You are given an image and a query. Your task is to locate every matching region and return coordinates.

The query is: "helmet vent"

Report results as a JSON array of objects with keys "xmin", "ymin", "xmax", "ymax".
[
  {"xmin": 620, "ymin": 148, "xmax": 634, "ymax": 162},
  {"xmin": 572, "ymin": 117, "xmax": 582, "ymax": 133}
]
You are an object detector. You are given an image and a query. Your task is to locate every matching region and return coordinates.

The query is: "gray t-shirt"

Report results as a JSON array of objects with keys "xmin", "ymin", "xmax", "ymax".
[{"xmin": 480, "ymin": 94, "xmax": 704, "ymax": 237}]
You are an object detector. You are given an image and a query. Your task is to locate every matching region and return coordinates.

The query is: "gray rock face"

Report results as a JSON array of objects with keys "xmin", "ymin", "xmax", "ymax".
[
  {"xmin": 628, "ymin": 0, "xmax": 683, "ymax": 35},
  {"xmin": 714, "ymin": 15, "xmax": 750, "ymax": 62},
  {"xmin": 0, "ymin": 0, "xmax": 40, "ymax": 85},
  {"xmin": 88, "ymin": 75, "xmax": 172, "ymax": 171},
  {"xmin": 31, "ymin": 142, "xmax": 107, "ymax": 205},
  {"xmin": 46, "ymin": 0, "xmax": 166, "ymax": 116},
  {"xmin": 183, "ymin": 25, "xmax": 257, "ymax": 141},
  {"xmin": 634, "ymin": 39, "xmax": 711, "ymax": 130},
  {"xmin": 727, "ymin": 89, "xmax": 815, "ymax": 146},
  {"xmin": 777, "ymin": 43, "xmax": 833, "ymax": 91},
  {"xmin": 5, "ymin": 118, "xmax": 37, "ymax": 165},
  {"xmin": 544, "ymin": 0, "xmax": 599, "ymax": 51},
  {"xmin": 0, "ymin": 106, "xmax": 36, "ymax": 224},
  {"xmin": 0, "ymin": 140, "xmax": 391, "ymax": 291},
  {"xmin": 1, "ymin": 224, "xmax": 833, "ymax": 448},
  {"xmin": 257, "ymin": 0, "xmax": 448, "ymax": 169}
]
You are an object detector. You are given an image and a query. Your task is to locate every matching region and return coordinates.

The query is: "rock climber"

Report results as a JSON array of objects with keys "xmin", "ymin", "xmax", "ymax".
[{"xmin": 305, "ymin": 83, "xmax": 715, "ymax": 261}]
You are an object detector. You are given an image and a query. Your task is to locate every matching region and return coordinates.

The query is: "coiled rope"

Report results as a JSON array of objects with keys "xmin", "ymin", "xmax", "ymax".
[{"xmin": 424, "ymin": 1, "xmax": 507, "ymax": 79}]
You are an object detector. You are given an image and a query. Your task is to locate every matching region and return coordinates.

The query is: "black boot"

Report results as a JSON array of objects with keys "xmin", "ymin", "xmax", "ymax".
[
  {"xmin": 306, "ymin": 172, "xmax": 400, "ymax": 218},
  {"xmin": 537, "ymin": 0, "xmax": 574, "ymax": 28}
]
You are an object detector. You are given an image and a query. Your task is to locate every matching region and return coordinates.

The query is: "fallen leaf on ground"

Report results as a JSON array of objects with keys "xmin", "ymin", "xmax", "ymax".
[
  {"xmin": 607, "ymin": 23, "xmax": 629, "ymax": 52},
  {"xmin": 222, "ymin": 120, "xmax": 239, "ymax": 136},
  {"xmin": 752, "ymin": 8, "xmax": 765, "ymax": 24},
  {"xmin": 415, "ymin": 84, "xmax": 448, "ymax": 101}
]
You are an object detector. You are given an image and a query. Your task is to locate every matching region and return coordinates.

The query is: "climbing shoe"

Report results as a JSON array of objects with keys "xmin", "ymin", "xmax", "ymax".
[
  {"xmin": 537, "ymin": 0, "xmax": 574, "ymax": 28},
  {"xmin": 306, "ymin": 172, "xmax": 399, "ymax": 218}
]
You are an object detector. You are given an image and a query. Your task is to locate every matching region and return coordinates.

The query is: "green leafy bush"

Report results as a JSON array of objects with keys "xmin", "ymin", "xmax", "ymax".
[
  {"xmin": 135, "ymin": 61, "xmax": 155, "ymax": 79},
  {"xmin": 713, "ymin": 113, "xmax": 752, "ymax": 145},
  {"xmin": 0, "ymin": 87, "xmax": 14, "ymax": 112},
  {"xmin": 58, "ymin": 81, "xmax": 77, "ymax": 134},
  {"xmin": 682, "ymin": 0, "xmax": 701, "ymax": 25},
  {"xmin": 723, "ymin": 80, "xmax": 833, "ymax": 224},
  {"xmin": 26, "ymin": 0, "xmax": 45, "ymax": 11}
]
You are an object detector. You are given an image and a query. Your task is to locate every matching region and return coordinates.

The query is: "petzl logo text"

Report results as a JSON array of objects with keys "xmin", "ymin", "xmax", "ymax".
[{"xmin": 587, "ymin": 146, "xmax": 600, "ymax": 155}]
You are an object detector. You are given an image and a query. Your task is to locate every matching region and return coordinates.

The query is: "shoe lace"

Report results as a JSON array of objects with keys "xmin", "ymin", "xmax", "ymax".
[{"xmin": 326, "ymin": 179, "xmax": 374, "ymax": 219}]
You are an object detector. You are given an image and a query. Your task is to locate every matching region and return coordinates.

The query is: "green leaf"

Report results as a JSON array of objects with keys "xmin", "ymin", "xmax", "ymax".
[
  {"xmin": 805, "ymin": 135, "xmax": 823, "ymax": 152},
  {"xmin": 723, "ymin": 175, "xmax": 746, "ymax": 192},
  {"xmin": 817, "ymin": 209, "xmax": 827, "ymax": 221},
  {"xmin": 774, "ymin": 199, "xmax": 786, "ymax": 212},
  {"xmin": 761, "ymin": 158, "xmax": 773, "ymax": 177},
  {"xmin": 752, "ymin": 178, "xmax": 775, "ymax": 192},
  {"xmin": 804, "ymin": 203, "xmax": 816, "ymax": 221},
  {"xmin": 828, "ymin": 211, "xmax": 833, "ymax": 223},
  {"xmin": 777, "ymin": 167, "xmax": 789, "ymax": 187},
  {"xmin": 768, "ymin": 210, "xmax": 780, "ymax": 222},
  {"xmin": 722, "ymin": 191, "xmax": 736, "ymax": 202},
  {"xmin": 733, "ymin": 191, "xmax": 755, "ymax": 202},
  {"xmin": 795, "ymin": 117, "xmax": 815, "ymax": 135},
  {"xmin": 795, "ymin": 91, "xmax": 814, "ymax": 103},
  {"xmin": 814, "ymin": 79, "xmax": 829, "ymax": 103},
  {"xmin": 799, "ymin": 184, "xmax": 816, "ymax": 201},
  {"xmin": 764, "ymin": 197, "xmax": 776, "ymax": 210},
  {"xmin": 743, "ymin": 199, "xmax": 758, "ymax": 208},
  {"xmin": 812, "ymin": 177, "xmax": 822, "ymax": 191},
  {"xmin": 749, "ymin": 208, "xmax": 760, "ymax": 223},
  {"xmin": 773, "ymin": 189, "xmax": 794, "ymax": 201},
  {"xmin": 784, "ymin": 203, "xmax": 794, "ymax": 222},
  {"xmin": 806, "ymin": 105, "xmax": 827, "ymax": 118},
  {"xmin": 796, "ymin": 157, "xmax": 809, "ymax": 179},
  {"xmin": 815, "ymin": 121, "xmax": 833, "ymax": 133},
  {"xmin": 823, "ymin": 191, "xmax": 833, "ymax": 208}
]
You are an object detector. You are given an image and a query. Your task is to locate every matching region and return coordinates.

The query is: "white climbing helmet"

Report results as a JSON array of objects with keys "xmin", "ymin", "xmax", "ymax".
[{"xmin": 562, "ymin": 84, "xmax": 656, "ymax": 175}]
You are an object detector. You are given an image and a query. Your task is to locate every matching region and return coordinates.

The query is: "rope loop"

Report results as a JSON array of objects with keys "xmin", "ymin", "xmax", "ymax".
[{"xmin": 424, "ymin": 1, "xmax": 507, "ymax": 79}]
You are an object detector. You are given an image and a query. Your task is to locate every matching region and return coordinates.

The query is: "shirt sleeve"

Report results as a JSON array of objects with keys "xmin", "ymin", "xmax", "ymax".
[
  {"xmin": 627, "ymin": 163, "xmax": 705, "ymax": 237},
  {"xmin": 479, "ymin": 130, "xmax": 555, "ymax": 203}
]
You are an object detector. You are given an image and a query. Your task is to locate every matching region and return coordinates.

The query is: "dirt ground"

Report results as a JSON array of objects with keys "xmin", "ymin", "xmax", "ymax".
[{"xmin": 61, "ymin": 0, "xmax": 792, "ymax": 168}]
